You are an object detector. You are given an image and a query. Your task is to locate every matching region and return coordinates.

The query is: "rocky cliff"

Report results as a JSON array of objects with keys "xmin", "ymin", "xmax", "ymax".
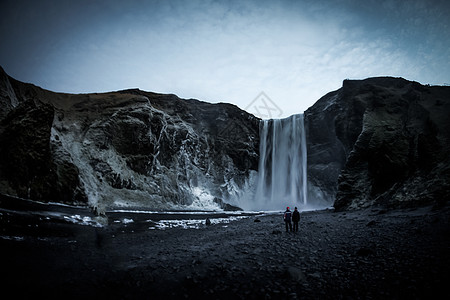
[
  {"xmin": 2, "ymin": 66, "xmax": 449, "ymax": 212},
  {"xmin": 0, "ymin": 67, "xmax": 259, "ymax": 212},
  {"xmin": 305, "ymin": 77, "xmax": 450, "ymax": 210}
]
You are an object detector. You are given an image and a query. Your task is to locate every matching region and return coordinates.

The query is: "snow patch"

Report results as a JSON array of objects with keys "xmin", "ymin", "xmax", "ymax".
[
  {"xmin": 113, "ymin": 218, "xmax": 134, "ymax": 224},
  {"xmin": 62, "ymin": 214, "xmax": 103, "ymax": 227},
  {"xmin": 153, "ymin": 215, "xmax": 248, "ymax": 230},
  {"xmin": 1, "ymin": 235, "xmax": 25, "ymax": 241}
]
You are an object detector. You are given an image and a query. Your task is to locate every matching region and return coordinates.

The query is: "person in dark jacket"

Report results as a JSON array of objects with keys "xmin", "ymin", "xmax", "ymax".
[
  {"xmin": 283, "ymin": 207, "xmax": 292, "ymax": 232},
  {"xmin": 292, "ymin": 207, "xmax": 300, "ymax": 232}
]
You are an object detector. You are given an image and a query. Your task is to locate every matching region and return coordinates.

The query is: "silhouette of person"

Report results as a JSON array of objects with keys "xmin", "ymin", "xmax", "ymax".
[
  {"xmin": 283, "ymin": 207, "xmax": 292, "ymax": 232},
  {"xmin": 292, "ymin": 207, "xmax": 300, "ymax": 232}
]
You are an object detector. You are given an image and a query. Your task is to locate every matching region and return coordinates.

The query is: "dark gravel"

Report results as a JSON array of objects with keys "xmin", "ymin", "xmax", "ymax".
[{"xmin": 1, "ymin": 198, "xmax": 449, "ymax": 299}]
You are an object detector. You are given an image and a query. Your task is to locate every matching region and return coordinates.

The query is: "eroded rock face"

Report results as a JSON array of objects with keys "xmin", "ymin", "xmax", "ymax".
[
  {"xmin": 306, "ymin": 77, "xmax": 450, "ymax": 210},
  {"xmin": 0, "ymin": 91, "xmax": 85, "ymax": 204},
  {"xmin": 0, "ymin": 68, "xmax": 259, "ymax": 211},
  {"xmin": 2, "ymin": 66, "xmax": 448, "ymax": 212},
  {"xmin": 304, "ymin": 90, "xmax": 348, "ymax": 205}
]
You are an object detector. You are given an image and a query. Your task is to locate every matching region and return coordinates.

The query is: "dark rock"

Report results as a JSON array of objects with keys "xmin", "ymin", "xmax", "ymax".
[
  {"xmin": 0, "ymin": 97, "xmax": 85, "ymax": 204},
  {"xmin": 356, "ymin": 247, "xmax": 374, "ymax": 256},
  {"xmin": 286, "ymin": 267, "xmax": 306, "ymax": 282},
  {"xmin": 0, "ymin": 66, "xmax": 19, "ymax": 120},
  {"xmin": 2, "ymin": 66, "xmax": 449, "ymax": 212},
  {"xmin": 366, "ymin": 220, "xmax": 377, "ymax": 226},
  {"xmin": 309, "ymin": 272, "xmax": 322, "ymax": 279},
  {"xmin": 306, "ymin": 77, "xmax": 450, "ymax": 211},
  {"xmin": 0, "ymin": 67, "xmax": 258, "ymax": 210},
  {"xmin": 213, "ymin": 197, "xmax": 243, "ymax": 211}
]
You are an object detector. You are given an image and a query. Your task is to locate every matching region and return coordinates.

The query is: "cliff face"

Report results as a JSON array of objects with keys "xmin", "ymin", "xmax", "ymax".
[
  {"xmin": 2, "ymin": 66, "xmax": 449, "ymax": 212},
  {"xmin": 0, "ymin": 67, "xmax": 259, "ymax": 211},
  {"xmin": 306, "ymin": 77, "xmax": 450, "ymax": 210}
]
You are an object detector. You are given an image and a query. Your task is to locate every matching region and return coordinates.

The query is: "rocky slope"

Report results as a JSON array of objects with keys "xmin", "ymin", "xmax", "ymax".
[
  {"xmin": 0, "ymin": 67, "xmax": 259, "ymax": 212},
  {"xmin": 305, "ymin": 77, "xmax": 450, "ymax": 210}
]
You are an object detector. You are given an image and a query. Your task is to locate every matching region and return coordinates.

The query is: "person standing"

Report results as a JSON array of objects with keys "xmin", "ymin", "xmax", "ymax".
[
  {"xmin": 292, "ymin": 207, "xmax": 300, "ymax": 232},
  {"xmin": 284, "ymin": 207, "xmax": 292, "ymax": 232}
]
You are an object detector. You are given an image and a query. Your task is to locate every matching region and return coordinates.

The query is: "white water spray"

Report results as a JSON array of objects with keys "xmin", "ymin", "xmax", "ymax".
[{"xmin": 253, "ymin": 114, "xmax": 307, "ymax": 210}]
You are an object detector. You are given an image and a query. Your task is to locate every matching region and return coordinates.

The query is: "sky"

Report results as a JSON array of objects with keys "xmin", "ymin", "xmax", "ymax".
[{"xmin": 0, "ymin": 0, "xmax": 449, "ymax": 118}]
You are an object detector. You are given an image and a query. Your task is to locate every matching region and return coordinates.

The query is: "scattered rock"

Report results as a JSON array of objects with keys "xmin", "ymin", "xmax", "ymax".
[
  {"xmin": 309, "ymin": 272, "xmax": 322, "ymax": 279},
  {"xmin": 2, "ymin": 202, "xmax": 449, "ymax": 299},
  {"xmin": 366, "ymin": 220, "xmax": 377, "ymax": 226},
  {"xmin": 286, "ymin": 267, "xmax": 306, "ymax": 282},
  {"xmin": 356, "ymin": 247, "xmax": 374, "ymax": 256}
]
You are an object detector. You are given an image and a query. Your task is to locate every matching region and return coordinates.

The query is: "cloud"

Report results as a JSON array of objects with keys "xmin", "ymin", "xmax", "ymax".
[{"xmin": 1, "ymin": 0, "xmax": 449, "ymax": 117}]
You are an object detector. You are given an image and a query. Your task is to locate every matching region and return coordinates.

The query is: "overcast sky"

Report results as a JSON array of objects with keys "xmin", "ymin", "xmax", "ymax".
[{"xmin": 1, "ymin": 0, "xmax": 449, "ymax": 118}]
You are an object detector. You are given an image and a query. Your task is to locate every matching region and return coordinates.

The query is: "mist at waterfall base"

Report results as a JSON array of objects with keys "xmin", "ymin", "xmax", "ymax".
[{"xmin": 239, "ymin": 114, "xmax": 329, "ymax": 212}]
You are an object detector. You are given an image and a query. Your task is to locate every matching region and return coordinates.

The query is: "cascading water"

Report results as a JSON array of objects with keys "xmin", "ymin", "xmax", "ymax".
[{"xmin": 253, "ymin": 114, "xmax": 307, "ymax": 210}]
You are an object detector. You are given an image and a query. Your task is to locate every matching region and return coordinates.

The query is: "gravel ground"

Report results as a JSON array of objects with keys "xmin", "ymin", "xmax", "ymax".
[{"xmin": 1, "ymin": 198, "xmax": 449, "ymax": 299}]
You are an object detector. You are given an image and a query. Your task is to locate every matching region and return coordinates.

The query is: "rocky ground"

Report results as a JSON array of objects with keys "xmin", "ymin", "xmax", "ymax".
[{"xmin": 1, "ymin": 198, "xmax": 449, "ymax": 299}]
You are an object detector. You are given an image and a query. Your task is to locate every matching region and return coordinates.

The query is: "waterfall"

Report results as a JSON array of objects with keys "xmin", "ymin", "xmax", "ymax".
[{"xmin": 253, "ymin": 114, "xmax": 307, "ymax": 210}]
